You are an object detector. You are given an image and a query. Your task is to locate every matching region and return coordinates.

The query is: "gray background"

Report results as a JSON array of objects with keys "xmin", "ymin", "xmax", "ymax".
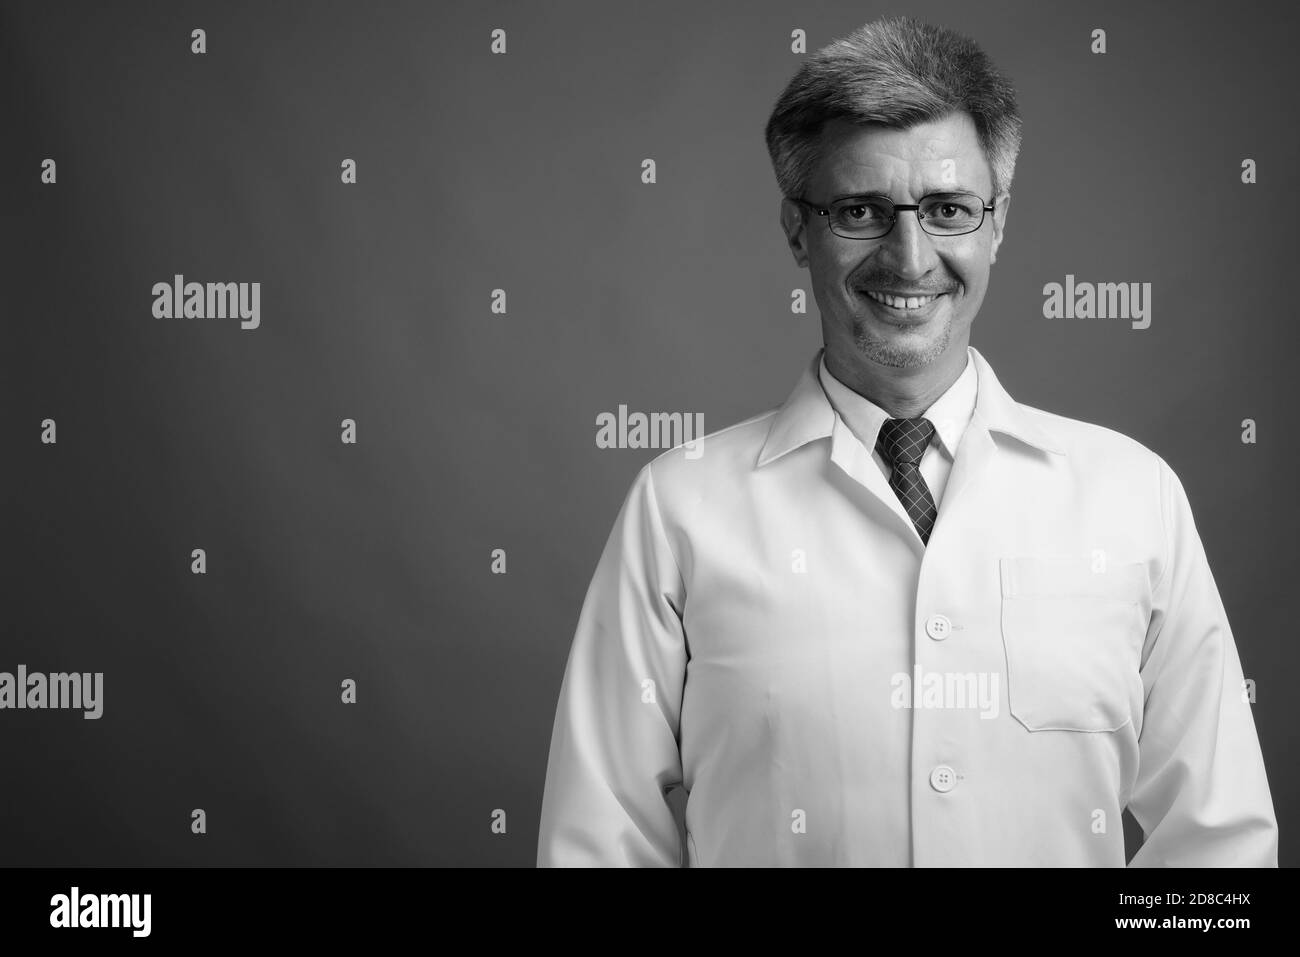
[{"xmin": 2, "ymin": 0, "xmax": 1295, "ymax": 866}]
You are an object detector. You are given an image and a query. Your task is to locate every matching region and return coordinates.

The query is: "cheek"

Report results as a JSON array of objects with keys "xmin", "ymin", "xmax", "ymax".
[
  {"xmin": 813, "ymin": 253, "xmax": 856, "ymax": 293},
  {"xmin": 951, "ymin": 250, "xmax": 991, "ymax": 294}
]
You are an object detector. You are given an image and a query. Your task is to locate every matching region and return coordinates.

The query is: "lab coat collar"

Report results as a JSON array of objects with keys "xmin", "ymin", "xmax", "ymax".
[{"xmin": 755, "ymin": 344, "xmax": 1066, "ymax": 468}]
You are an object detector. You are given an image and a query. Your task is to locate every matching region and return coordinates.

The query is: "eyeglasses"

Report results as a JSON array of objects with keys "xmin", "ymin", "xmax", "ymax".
[{"xmin": 791, "ymin": 192, "xmax": 995, "ymax": 239}]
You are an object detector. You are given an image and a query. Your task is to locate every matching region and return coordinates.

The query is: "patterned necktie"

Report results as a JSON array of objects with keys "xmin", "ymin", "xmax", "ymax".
[{"xmin": 876, "ymin": 417, "xmax": 938, "ymax": 545}]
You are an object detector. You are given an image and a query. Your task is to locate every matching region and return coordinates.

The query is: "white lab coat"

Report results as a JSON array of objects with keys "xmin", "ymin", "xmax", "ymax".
[{"xmin": 537, "ymin": 345, "xmax": 1278, "ymax": 866}]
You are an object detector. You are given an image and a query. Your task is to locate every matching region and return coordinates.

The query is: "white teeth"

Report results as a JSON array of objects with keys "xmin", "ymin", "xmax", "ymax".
[{"xmin": 865, "ymin": 290, "xmax": 938, "ymax": 309}]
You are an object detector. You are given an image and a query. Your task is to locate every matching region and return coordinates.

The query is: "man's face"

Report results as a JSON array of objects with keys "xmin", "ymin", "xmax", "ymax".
[{"xmin": 780, "ymin": 111, "xmax": 1009, "ymax": 372}]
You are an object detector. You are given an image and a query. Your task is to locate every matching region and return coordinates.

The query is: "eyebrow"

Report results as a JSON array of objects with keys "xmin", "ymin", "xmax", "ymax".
[{"xmin": 830, "ymin": 188, "xmax": 981, "ymax": 202}]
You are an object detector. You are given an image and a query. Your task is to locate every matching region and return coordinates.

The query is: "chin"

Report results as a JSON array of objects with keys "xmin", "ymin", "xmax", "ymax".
[{"xmin": 852, "ymin": 320, "xmax": 953, "ymax": 370}]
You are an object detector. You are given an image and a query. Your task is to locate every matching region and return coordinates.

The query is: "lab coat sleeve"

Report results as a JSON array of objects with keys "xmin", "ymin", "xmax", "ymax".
[
  {"xmin": 537, "ymin": 461, "xmax": 688, "ymax": 867},
  {"xmin": 1126, "ymin": 457, "xmax": 1278, "ymax": 866}
]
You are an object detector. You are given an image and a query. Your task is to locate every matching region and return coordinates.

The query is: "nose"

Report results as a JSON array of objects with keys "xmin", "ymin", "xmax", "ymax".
[{"xmin": 879, "ymin": 209, "xmax": 941, "ymax": 280}]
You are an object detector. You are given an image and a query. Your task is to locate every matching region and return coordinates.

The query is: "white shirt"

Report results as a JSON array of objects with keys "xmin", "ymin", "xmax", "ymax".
[
  {"xmin": 817, "ymin": 348, "xmax": 978, "ymax": 512},
  {"xmin": 537, "ymin": 345, "xmax": 1278, "ymax": 867}
]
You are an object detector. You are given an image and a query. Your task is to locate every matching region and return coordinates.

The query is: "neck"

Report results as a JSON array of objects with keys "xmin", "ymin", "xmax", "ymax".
[{"xmin": 823, "ymin": 342, "xmax": 968, "ymax": 419}]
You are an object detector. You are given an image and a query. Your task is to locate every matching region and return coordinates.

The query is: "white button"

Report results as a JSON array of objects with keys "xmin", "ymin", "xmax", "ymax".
[
  {"xmin": 925, "ymin": 614, "xmax": 952, "ymax": 640},
  {"xmin": 930, "ymin": 765, "xmax": 957, "ymax": 792}
]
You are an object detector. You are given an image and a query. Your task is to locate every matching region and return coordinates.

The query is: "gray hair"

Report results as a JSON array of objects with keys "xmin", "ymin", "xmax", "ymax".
[{"xmin": 764, "ymin": 16, "xmax": 1022, "ymax": 202}]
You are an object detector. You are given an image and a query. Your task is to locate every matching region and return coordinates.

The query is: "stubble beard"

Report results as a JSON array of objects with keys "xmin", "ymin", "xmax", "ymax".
[{"xmin": 851, "ymin": 308, "xmax": 954, "ymax": 370}]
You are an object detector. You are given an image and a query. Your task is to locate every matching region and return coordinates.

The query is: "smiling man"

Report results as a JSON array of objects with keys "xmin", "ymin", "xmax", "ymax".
[{"xmin": 537, "ymin": 16, "xmax": 1277, "ymax": 867}]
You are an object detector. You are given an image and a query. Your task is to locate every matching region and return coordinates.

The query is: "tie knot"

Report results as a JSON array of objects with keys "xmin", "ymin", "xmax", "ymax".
[{"xmin": 876, "ymin": 416, "xmax": 935, "ymax": 467}]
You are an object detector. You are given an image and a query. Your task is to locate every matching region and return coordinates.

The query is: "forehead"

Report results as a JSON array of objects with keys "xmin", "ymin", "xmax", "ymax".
[{"xmin": 810, "ymin": 112, "xmax": 991, "ymax": 197}]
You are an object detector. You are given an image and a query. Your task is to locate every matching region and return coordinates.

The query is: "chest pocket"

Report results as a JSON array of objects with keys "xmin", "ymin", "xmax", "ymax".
[{"xmin": 999, "ymin": 556, "xmax": 1150, "ymax": 732}]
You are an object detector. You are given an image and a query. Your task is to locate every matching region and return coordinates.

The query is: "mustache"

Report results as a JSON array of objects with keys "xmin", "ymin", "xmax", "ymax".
[{"xmin": 855, "ymin": 282, "xmax": 954, "ymax": 295}]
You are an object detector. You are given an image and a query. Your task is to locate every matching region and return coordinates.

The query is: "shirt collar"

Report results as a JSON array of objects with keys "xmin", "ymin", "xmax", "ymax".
[
  {"xmin": 756, "ymin": 344, "xmax": 1066, "ymax": 468},
  {"xmin": 817, "ymin": 347, "xmax": 977, "ymax": 460}
]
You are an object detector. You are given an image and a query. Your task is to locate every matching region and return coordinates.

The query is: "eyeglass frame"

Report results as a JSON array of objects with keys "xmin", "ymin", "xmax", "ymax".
[{"xmin": 789, "ymin": 192, "xmax": 997, "ymax": 239}]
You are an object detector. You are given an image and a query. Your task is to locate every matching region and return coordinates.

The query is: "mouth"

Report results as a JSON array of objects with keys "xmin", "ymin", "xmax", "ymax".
[{"xmin": 861, "ymin": 289, "xmax": 947, "ymax": 311}]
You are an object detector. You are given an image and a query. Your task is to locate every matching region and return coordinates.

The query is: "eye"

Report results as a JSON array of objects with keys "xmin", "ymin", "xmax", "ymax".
[
  {"xmin": 838, "ymin": 201, "xmax": 888, "ymax": 221},
  {"xmin": 915, "ymin": 195, "xmax": 985, "ymax": 233}
]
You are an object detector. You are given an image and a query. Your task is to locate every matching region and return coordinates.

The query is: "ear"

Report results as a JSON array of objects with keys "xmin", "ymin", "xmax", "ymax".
[
  {"xmin": 988, "ymin": 191, "xmax": 1011, "ymax": 266},
  {"xmin": 779, "ymin": 198, "xmax": 811, "ymax": 268}
]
